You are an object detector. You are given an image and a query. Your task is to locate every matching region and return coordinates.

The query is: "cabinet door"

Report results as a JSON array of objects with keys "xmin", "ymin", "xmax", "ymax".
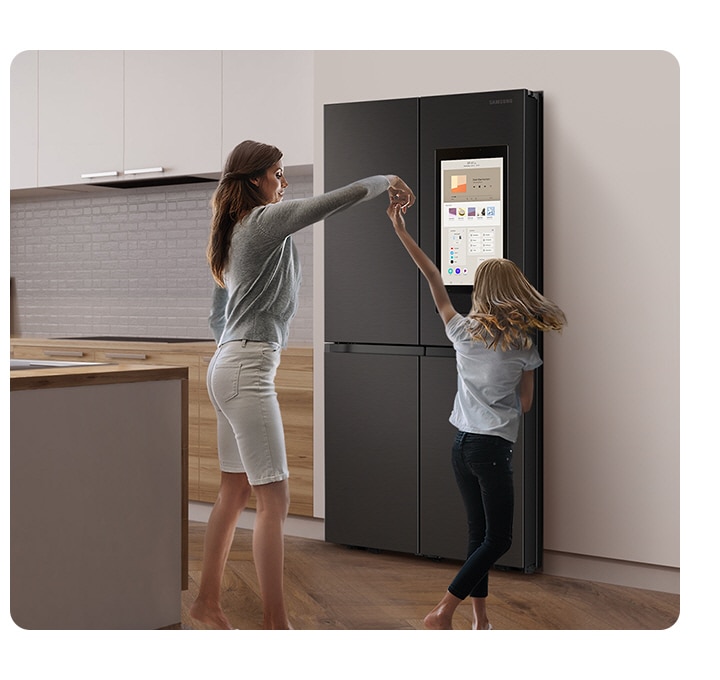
[
  {"xmin": 38, "ymin": 51, "xmax": 124, "ymax": 186},
  {"xmin": 10, "ymin": 51, "xmax": 38, "ymax": 190},
  {"xmin": 222, "ymin": 51, "xmax": 313, "ymax": 167},
  {"xmin": 124, "ymin": 51, "xmax": 222, "ymax": 178}
]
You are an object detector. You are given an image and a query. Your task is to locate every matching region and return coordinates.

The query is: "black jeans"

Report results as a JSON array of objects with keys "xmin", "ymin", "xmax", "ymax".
[{"xmin": 447, "ymin": 431, "xmax": 514, "ymax": 600}]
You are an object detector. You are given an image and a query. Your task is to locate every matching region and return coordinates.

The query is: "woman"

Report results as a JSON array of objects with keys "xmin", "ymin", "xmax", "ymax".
[
  {"xmin": 190, "ymin": 140, "xmax": 414, "ymax": 630},
  {"xmin": 387, "ymin": 200, "xmax": 565, "ymax": 630}
]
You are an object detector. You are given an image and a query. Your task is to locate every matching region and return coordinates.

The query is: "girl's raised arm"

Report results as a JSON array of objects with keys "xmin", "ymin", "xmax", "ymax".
[{"xmin": 387, "ymin": 201, "xmax": 456, "ymax": 325}]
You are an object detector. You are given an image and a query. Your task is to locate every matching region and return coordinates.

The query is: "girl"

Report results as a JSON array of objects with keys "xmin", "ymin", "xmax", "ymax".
[
  {"xmin": 387, "ymin": 200, "xmax": 565, "ymax": 630},
  {"xmin": 190, "ymin": 140, "xmax": 414, "ymax": 630}
]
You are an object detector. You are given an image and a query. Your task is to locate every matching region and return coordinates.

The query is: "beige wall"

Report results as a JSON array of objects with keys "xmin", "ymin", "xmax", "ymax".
[{"xmin": 312, "ymin": 51, "xmax": 679, "ymax": 590}]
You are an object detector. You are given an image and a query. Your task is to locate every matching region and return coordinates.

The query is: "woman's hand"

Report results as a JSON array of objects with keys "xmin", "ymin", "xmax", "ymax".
[{"xmin": 386, "ymin": 175, "xmax": 415, "ymax": 211}]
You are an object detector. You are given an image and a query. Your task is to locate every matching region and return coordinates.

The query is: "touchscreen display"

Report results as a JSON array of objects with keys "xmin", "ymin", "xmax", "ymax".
[{"xmin": 438, "ymin": 148, "xmax": 506, "ymax": 287}]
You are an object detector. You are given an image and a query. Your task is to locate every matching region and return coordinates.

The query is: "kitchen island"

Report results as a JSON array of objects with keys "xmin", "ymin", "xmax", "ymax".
[{"xmin": 10, "ymin": 361, "xmax": 188, "ymax": 630}]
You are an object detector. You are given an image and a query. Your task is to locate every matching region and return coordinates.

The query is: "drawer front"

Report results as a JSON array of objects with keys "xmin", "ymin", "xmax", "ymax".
[
  {"xmin": 94, "ymin": 348, "xmax": 199, "ymax": 377},
  {"xmin": 11, "ymin": 345, "xmax": 97, "ymax": 361}
]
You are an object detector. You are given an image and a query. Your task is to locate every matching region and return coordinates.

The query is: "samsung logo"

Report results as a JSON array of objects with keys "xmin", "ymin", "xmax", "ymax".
[{"xmin": 489, "ymin": 98, "xmax": 513, "ymax": 105}]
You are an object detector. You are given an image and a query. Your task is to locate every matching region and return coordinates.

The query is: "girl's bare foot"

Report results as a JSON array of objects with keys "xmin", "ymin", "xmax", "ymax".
[
  {"xmin": 423, "ymin": 604, "xmax": 454, "ymax": 629},
  {"xmin": 471, "ymin": 597, "xmax": 491, "ymax": 630},
  {"xmin": 424, "ymin": 613, "xmax": 452, "ymax": 629},
  {"xmin": 424, "ymin": 591, "xmax": 462, "ymax": 629}
]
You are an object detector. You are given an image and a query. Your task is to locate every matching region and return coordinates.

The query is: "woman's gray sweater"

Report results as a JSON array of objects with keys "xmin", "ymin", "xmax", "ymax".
[{"xmin": 209, "ymin": 175, "xmax": 391, "ymax": 347}]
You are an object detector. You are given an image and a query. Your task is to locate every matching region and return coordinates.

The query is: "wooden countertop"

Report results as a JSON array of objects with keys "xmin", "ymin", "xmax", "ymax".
[
  {"xmin": 10, "ymin": 337, "xmax": 312, "ymax": 354},
  {"xmin": 10, "ymin": 363, "xmax": 189, "ymax": 392},
  {"xmin": 10, "ymin": 336, "xmax": 216, "ymax": 352}
]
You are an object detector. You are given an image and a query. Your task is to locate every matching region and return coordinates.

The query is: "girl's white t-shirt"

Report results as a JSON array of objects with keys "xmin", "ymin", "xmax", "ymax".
[{"xmin": 445, "ymin": 313, "xmax": 543, "ymax": 442}]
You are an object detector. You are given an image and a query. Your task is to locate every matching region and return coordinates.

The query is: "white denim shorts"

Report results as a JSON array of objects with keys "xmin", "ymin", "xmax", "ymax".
[{"xmin": 206, "ymin": 340, "xmax": 289, "ymax": 485}]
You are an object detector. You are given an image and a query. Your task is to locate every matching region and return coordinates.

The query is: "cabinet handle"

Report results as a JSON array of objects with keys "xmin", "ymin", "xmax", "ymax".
[
  {"xmin": 80, "ymin": 171, "xmax": 119, "ymax": 179},
  {"xmin": 103, "ymin": 352, "xmax": 148, "ymax": 360},
  {"xmin": 123, "ymin": 167, "xmax": 164, "ymax": 175},
  {"xmin": 43, "ymin": 350, "xmax": 85, "ymax": 358}
]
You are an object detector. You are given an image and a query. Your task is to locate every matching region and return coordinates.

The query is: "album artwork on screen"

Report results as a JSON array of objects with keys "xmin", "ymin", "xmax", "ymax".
[{"xmin": 437, "ymin": 146, "xmax": 507, "ymax": 287}]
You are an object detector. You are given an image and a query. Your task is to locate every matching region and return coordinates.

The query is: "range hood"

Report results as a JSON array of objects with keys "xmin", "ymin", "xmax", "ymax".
[
  {"xmin": 89, "ymin": 175, "xmax": 218, "ymax": 189},
  {"xmin": 79, "ymin": 166, "xmax": 220, "ymax": 189},
  {"xmin": 11, "ymin": 165, "xmax": 310, "ymax": 199}
]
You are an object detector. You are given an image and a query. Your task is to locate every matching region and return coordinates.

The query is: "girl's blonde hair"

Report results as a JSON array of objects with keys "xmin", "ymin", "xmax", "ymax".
[
  {"xmin": 207, "ymin": 140, "xmax": 283, "ymax": 286},
  {"xmin": 467, "ymin": 258, "xmax": 566, "ymax": 350}
]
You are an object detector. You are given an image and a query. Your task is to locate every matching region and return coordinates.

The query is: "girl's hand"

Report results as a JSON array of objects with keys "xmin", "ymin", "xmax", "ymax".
[{"xmin": 387, "ymin": 200, "xmax": 407, "ymax": 232}]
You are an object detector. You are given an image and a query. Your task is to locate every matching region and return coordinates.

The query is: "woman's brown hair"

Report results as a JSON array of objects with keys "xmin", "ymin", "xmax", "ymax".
[
  {"xmin": 467, "ymin": 258, "xmax": 567, "ymax": 350},
  {"xmin": 207, "ymin": 140, "xmax": 283, "ymax": 286}
]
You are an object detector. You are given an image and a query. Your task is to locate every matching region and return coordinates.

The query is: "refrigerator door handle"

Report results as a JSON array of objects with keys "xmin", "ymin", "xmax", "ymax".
[{"xmin": 325, "ymin": 343, "xmax": 424, "ymax": 356}]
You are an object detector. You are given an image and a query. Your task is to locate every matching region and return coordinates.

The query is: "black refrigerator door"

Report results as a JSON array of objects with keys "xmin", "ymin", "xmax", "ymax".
[
  {"xmin": 324, "ymin": 349, "xmax": 419, "ymax": 554},
  {"xmin": 324, "ymin": 97, "xmax": 420, "ymax": 345},
  {"xmin": 419, "ymin": 352, "xmax": 541, "ymax": 572},
  {"xmin": 418, "ymin": 89, "xmax": 542, "ymax": 347},
  {"xmin": 419, "ymin": 353, "xmax": 466, "ymax": 560}
]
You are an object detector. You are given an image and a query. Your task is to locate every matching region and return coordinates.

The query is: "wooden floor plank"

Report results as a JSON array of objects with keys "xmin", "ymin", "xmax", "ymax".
[{"xmin": 180, "ymin": 522, "xmax": 679, "ymax": 631}]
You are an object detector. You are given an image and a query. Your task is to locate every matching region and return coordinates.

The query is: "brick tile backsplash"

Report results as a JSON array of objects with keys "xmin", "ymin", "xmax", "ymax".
[{"xmin": 10, "ymin": 172, "xmax": 314, "ymax": 344}]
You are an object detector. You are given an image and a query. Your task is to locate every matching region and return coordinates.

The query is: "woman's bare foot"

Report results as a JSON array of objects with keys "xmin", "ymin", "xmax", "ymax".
[{"xmin": 189, "ymin": 599, "xmax": 233, "ymax": 630}]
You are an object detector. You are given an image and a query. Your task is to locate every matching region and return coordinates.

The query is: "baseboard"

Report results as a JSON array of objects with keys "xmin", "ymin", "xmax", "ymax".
[{"xmin": 542, "ymin": 550, "xmax": 679, "ymax": 594}]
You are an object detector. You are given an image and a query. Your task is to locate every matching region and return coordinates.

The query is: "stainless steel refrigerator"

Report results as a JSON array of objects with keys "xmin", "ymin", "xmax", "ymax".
[{"xmin": 324, "ymin": 90, "xmax": 543, "ymax": 572}]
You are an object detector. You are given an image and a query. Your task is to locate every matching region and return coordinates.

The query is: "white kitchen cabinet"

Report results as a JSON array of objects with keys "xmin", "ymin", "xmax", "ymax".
[
  {"xmin": 17, "ymin": 51, "xmax": 310, "ymax": 191},
  {"xmin": 222, "ymin": 51, "xmax": 313, "ymax": 168},
  {"xmin": 124, "ymin": 51, "xmax": 222, "ymax": 179},
  {"xmin": 10, "ymin": 51, "xmax": 38, "ymax": 190},
  {"xmin": 35, "ymin": 51, "xmax": 221, "ymax": 189},
  {"xmin": 37, "ymin": 51, "xmax": 124, "ymax": 187}
]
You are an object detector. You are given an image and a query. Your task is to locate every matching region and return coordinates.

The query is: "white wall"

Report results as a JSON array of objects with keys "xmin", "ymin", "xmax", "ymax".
[{"xmin": 312, "ymin": 51, "xmax": 679, "ymax": 592}]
